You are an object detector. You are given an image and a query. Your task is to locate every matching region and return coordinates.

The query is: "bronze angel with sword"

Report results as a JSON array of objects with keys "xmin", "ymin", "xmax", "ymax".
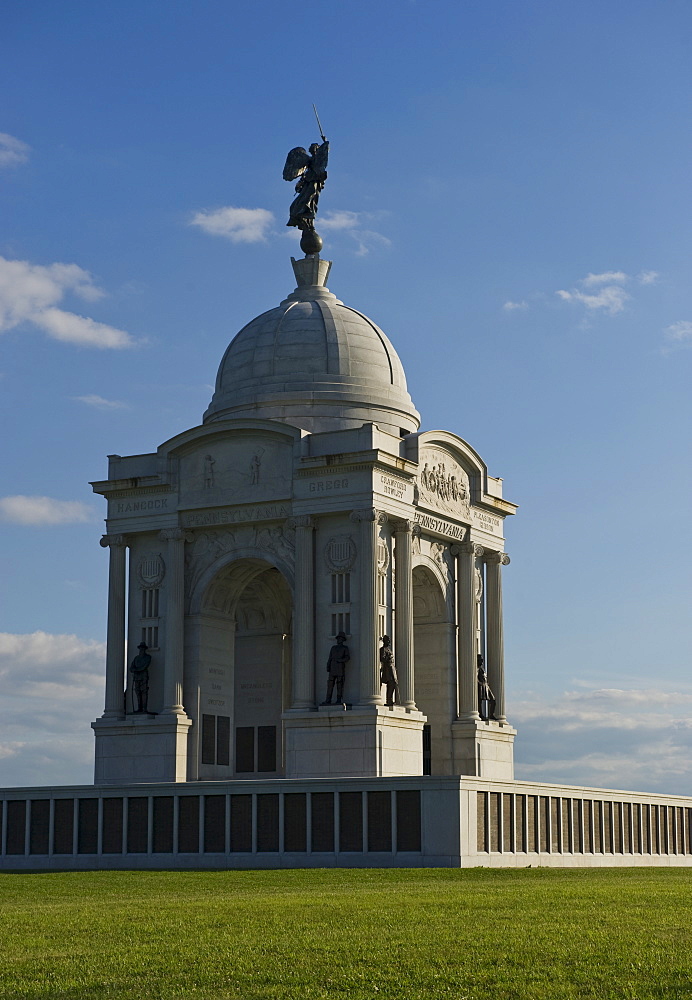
[{"xmin": 283, "ymin": 139, "xmax": 329, "ymax": 232}]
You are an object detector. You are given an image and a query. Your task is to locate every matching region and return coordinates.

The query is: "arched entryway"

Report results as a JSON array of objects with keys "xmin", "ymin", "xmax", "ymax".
[
  {"xmin": 191, "ymin": 556, "xmax": 292, "ymax": 780},
  {"xmin": 412, "ymin": 564, "xmax": 456, "ymax": 775}
]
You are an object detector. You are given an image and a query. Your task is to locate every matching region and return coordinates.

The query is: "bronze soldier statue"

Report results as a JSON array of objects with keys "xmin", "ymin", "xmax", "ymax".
[
  {"xmin": 130, "ymin": 642, "xmax": 151, "ymax": 714},
  {"xmin": 477, "ymin": 653, "xmax": 496, "ymax": 721},
  {"xmin": 323, "ymin": 631, "xmax": 350, "ymax": 705},
  {"xmin": 380, "ymin": 635, "xmax": 398, "ymax": 708}
]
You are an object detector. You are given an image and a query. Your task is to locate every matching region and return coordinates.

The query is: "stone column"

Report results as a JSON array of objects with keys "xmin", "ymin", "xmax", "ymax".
[
  {"xmin": 451, "ymin": 541, "xmax": 484, "ymax": 722},
  {"xmin": 159, "ymin": 528, "xmax": 188, "ymax": 716},
  {"xmin": 485, "ymin": 552, "xmax": 510, "ymax": 724},
  {"xmin": 351, "ymin": 509, "xmax": 385, "ymax": 706},
  {"xmin": 100, "ymin": 534, "xmax": 127, "ymax": 719},
  {"xmin": 291, "ymin": 516, "xmax": 315, "ymax": 709},
  {"xmin": 393, "ymin": 520, "xmax": 415, "ymax": 710}
]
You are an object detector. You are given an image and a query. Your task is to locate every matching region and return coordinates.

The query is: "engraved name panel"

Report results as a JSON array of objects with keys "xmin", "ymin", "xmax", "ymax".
[
  {"xmin": 376, "ymin": 473, "xmax": 414, "ymax": 503},
  {"xmin": 182, "ymin": 502, "xmax": 290, "ymax": 528},
  {"xmin": 471, "ymin": 508, "xmax": 503, "ymax": 537},
  {"xmin": 109, "ymin": 495, "xmax": 173, "ymax": 517},
  {"xmin": 414, "ymin": 510, "xmax": 467, "ymax": 540}
]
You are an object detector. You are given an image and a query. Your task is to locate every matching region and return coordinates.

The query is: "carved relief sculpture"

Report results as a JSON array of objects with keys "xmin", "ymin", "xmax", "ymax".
[
  {"xmin": 377, "ymin": 538, "xmax": 390, "ymax": 575},
  {"xmin": 430, "ymin": 540, "xmax": 448, "ymax": 571},
  {"xmin": 185, "ymin": 529, "xmax": 237, "ymax": 599},
  {"xmin": 418, "ymin": 448, "xmax": 471, "ymax": 520},
  {"xmin": 412, "ymin": 524, "xmax": 421, "ymax": 555},
  {"xmin": 249, "ymin": 449, "xmax": 264, "ymax": 485},
  {"xmin": 255, "ymin": 521, "xmax": 295, "ymax": 563}
]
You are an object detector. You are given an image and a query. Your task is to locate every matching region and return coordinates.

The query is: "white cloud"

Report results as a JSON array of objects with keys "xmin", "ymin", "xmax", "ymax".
[
  {"xmin": 664, "ymin": 320, "xmax": 692, "ymax": 346},
  {"xmin": 319, "ymin": 210, "xmax": 361, "ymax": 231},
  {"xmin": 581, "ymin": 271, "xmax": 628, "ymax": 287},
  {"xmin": 513, "ymin": 268, "xmax": 658, "ymax": 321},
  {"xmin": 0, "ymin": 742, "xmax": 24, "ymax": 761},
  {"xmin": 190, "ymin": 206, "xmax": 274, "ymax": 243},
  {"xmin": 36, "ymin": 308, "xmax": 134, "ymax": 348},
  {"xmin": 312, "ymin": 209, "xmax": 391, "ymax": 256},
  {"xmin": 0, "ymin": 495, "xmax": 95, "ymax": 526},
  {"xmin": 511, "ymin": 684, "xmax": 692, "ymax": 795},
  {"xmin": 352, "ymin": 230, "xmax": 392, "ymax": 256},
  {"xmin": 0, "ymin": 256, "xmax": 135, "ymax": 348},
  {"xmin": 556, "ymin": 284, "xmax": 630, "ymax": 315},
  {"xmin": 0, "ymin": 632, "xmax": 104, "ymax": 787},
  {"xmin": 0, "ymin": 132, "xmax": 30, "ymax": 167},
  {"xmin": 638, "ymin": 270, "xmax": 659, "ymax": 285},
  {"xmin": 73, "ymin": 394, "xmax": 127, "ymax": 410}
]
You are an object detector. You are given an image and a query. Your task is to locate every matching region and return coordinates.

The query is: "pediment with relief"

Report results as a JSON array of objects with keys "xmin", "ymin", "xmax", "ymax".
[{"xmin": 417, "ymin": 446, "xmax": 471, "ymax": 520}]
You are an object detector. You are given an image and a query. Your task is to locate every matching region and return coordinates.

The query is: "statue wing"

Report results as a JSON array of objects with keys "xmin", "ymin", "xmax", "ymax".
[
  {"xmin": 312, "ymin": 141, "xmax": 329, "ymax": 176},
  {"xmin": 283, "ymin": 147, "xmax": 311, "ymax": 181}
]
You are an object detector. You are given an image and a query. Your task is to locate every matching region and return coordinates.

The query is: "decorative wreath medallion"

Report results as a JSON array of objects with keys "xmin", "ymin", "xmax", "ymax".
[
  {"xmin": 324, "ymin": 535, "xmax": 357, "ymax": 572},
  {"xmin": 137, "ymin": 552, "xmax": 166, "ymax": 588}
]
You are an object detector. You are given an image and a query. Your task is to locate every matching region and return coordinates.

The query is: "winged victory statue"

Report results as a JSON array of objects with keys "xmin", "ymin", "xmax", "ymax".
[{"xmin": 283, "ymin": 116, "xmax": 329, "ymax": 256}]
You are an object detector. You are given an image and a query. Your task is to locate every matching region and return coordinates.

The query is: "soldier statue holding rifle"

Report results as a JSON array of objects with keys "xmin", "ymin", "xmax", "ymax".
[{"xmin": 130, "ymin": 642, "xmax": 151, "ymax": 714}]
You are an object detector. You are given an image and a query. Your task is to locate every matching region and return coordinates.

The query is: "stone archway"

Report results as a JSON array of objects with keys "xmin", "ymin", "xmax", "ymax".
[
  {"xmin": 191, "ymin": 557, "xmax": 292, "ymax": 780},
  {"xmin": 413, "ymin": 564, "xmax": 456, "ymax": 775}
]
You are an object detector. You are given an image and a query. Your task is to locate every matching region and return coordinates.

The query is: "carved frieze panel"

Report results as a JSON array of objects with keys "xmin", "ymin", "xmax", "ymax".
[
  {"xmin": 418, "ymin": 446, "xmax": 471, "ymax": 520},
  {"xmin": 179, "ymin": 435, "xmax": 292, "ymax": 508}
]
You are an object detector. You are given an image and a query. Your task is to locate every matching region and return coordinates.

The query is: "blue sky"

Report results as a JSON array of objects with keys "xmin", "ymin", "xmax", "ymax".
[{"xmin": 1, "ymin": 0, "xmax": 692, "ymax": 792}]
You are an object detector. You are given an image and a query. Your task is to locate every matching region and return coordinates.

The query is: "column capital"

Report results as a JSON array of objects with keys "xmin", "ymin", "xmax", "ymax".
[
  {"xmin": 350, "ymin": 507, "xmax": 388, "ymax": 526},
  {"xmin": 451, "ymin": 541, "xmax": 484, "ymax": 558},
  {"xmin": 486, "ymin": 551, "xmax": 510, "ymax": 566},
  {"xmin": 159, "ymin": 528, "xmax": 191, "ymax": 543},
  {"xmin": 392, "ymin": 518, "xmax": 414, "ymax": 535},
  {"xmin": 288, "ymin": 514, "xmax": 314, "ymax": 530},
  {"xmin": 100, "ymin": 533, "xmax": 126, "ymax": 549}
]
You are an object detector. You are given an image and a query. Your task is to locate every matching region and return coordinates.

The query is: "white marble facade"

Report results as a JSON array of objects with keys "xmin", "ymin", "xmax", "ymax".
[{"xmin": 91, "ymin": 257, "xmax": 517, "ymax": 785}]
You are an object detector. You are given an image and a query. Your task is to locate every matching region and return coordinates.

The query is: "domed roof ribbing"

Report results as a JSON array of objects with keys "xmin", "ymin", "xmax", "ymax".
[{"xmin": 203, "ymin": 257, "xmax": 420, "ymax": 436}]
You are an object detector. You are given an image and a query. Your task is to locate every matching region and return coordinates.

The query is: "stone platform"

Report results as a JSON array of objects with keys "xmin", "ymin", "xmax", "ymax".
[{"xmin": 2, "ymin": 775, "xmax": 692, "ymax": 870}]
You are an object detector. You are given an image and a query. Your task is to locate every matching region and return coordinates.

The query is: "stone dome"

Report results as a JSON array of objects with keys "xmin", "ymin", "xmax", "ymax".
[{"xmin": 203, "ymin": 257, "xmax": 420, "ymax": 436}]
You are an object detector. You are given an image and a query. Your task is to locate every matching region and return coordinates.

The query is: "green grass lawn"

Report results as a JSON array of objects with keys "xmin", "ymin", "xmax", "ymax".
[{"xmin": 1, "ymin": 868, "xmax": 691, "ymax": 999}]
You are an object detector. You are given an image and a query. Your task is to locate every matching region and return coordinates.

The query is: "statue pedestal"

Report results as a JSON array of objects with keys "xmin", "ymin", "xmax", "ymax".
[
  {"xmin": 91, "ymin": 714, "xmax": 192, "ymax": 785},
  {"xmin": 283, "ymin": 706, "xmax": 427, "ymax": 778},
  {"xmin": 451, "ymin": 719, "xmax": 516, "ymax": 780}
]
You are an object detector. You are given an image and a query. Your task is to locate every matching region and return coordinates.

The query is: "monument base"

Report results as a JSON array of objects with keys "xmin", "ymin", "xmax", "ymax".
[
  {"xmin": 452, "ymin": 719, "xmax": 516, "ymax": 780},
  {"xmin": 92, "ymin": 714, "xmax": 192, "ymax": 785},
  {"xmin": 283, "ymin": 705, "xmax": 427, "ymax": 778}
]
